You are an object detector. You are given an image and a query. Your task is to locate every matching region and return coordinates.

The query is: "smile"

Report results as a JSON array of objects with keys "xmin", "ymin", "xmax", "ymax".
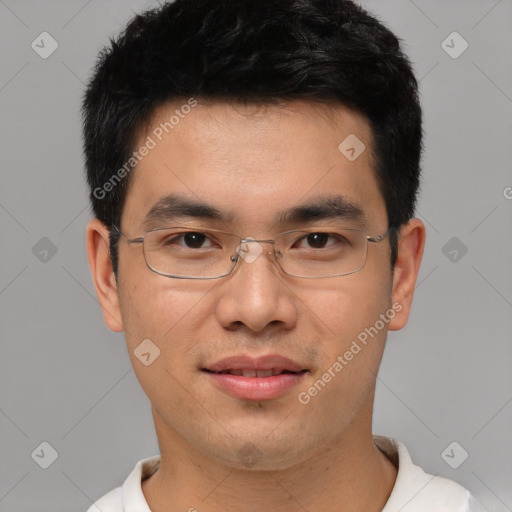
[
  {"xmin": 202, "ymin": 354, "xmax": 309, "ymax": 401},
  {"xmin": 204, "ymin": 369, "xmax": 305, "ymax": 377}
]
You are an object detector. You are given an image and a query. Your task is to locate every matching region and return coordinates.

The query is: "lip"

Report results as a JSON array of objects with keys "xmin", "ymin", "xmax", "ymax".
[
  {"xmin": 205, "ymin": 354, "xmax": 306, "ymax": 373},
  {"xmin": 202, "ymin": 354, "xmax": 309, "ymax": 401}
]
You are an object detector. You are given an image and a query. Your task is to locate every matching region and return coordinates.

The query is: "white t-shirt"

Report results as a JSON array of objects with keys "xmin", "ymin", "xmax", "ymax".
[{"xmin": 86, "ymin": 436, "xmax": 486, "ymax": 512}]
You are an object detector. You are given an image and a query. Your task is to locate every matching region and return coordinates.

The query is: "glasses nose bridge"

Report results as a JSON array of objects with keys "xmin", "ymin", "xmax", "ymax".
[
  {"xmin": 238, "ymin": 237, "xmax": 278, "ymax": 257},
  {"xmin": 232, "ymin": 237, "xmax": 287, "ymax": 274},
  {"xmin": 240, "ymin": 237, "xmax": 275, "ymax": 246}
]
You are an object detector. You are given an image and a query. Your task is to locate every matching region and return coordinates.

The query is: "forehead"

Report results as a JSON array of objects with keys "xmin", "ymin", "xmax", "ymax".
[{"xmin": 122, "ymin": 99, "xmax": 387, "ymax": 232}]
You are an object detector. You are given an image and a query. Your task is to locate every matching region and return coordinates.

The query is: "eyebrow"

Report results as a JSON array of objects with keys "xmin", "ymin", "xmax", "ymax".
[
  {"xmin": 277, "ymin": 195, "xmax": 369, "ymax": 229},
  {"xmin": 141, "ymin": 194, "xmax": 369, "ymax": 230},
  {"xmin": 142, "ymin": 194, "xmax": 227, "ymax": 230}
]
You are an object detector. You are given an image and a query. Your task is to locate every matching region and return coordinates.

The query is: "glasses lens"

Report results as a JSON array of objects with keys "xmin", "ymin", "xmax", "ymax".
[
  {"xmin": 143, "ymin": 228, "xmax": 238, "ymax": 278},
  {"xmin": 141, "ymin": 227, "xmax": 369, "ymax": 279},
  {"xmin": 276, "ymin": 228, "xmax": 368, "ymax": 278}
]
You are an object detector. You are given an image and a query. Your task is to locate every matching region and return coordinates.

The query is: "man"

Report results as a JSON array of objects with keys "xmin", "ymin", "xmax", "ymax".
[{"xmin": 83, "ymin": 0, "xmax": 484, "ymax": 510}]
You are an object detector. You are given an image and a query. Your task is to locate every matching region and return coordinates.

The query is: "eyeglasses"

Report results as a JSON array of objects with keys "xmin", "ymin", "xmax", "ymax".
[{"xmin": 113, "ymin": 225, "xmax": 392, "ymax": 279}]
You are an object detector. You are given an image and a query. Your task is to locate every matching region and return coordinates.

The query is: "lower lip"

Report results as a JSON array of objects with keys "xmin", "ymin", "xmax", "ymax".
[{"xmin": 204, "ymin": 371, "xmax": 306, "ymax": 401}]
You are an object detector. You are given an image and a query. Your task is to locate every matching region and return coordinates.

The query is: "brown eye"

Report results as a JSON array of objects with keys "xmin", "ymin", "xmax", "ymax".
[
  {"xmin": 293, "ymin": 232, "xmax": 338, "ymax": 250},
  {"xmin": 305, "ymin": 233, "xmax": 330, "ymax": 249},
  {"xmin": 182, "ymin": 232, "xmax": 207, "ymax": 248},
  {"xmin": 161, "ymin": 231, "xmax": 214, "ymax": 250}
]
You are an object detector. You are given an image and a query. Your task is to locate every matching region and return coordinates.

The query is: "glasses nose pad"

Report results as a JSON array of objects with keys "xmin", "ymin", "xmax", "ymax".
[{"xmin": 235, "ymin": 238, "xmax": 264, "ymax": 264}]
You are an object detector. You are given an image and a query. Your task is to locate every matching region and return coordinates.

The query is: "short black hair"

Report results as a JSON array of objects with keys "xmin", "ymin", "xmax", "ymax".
[{"xmin": 82, "ymin": 0, "xmax": 423, "ymax": 278}]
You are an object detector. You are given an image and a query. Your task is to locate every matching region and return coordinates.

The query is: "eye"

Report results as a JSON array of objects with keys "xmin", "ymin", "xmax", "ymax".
[
  {"xmin": 163, "ymin": 231, "xmax": 217, "ymax": 249},
  {"xmin": 293, "ymin": 232, "xmax": 342, "ymax": 250}
]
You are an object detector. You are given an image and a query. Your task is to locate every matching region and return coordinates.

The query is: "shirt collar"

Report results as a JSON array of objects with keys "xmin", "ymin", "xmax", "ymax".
[{"xmin": 121, "ymin": 455, "xmax": 160, "ymax": 512}]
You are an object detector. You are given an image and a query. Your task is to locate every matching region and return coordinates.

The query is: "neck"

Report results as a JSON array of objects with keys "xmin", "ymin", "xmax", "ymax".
[{"xmin": 142, "ymin": 402, "xmax": 397, "ymax": 511}]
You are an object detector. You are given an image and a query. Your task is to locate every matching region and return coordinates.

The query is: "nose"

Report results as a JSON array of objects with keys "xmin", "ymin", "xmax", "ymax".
[{"xmin": 214, "ymin": 239, "xmax": 298, "ymax": 334}]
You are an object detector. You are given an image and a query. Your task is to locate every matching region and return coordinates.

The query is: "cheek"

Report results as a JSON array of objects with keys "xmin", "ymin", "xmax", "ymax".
[
  {"xmin": 116, "ymin": 279, "xmax": 225, "ymax": 446},
  {"xmin": 117, "ymin": 279, "xmax": 204, "ymax": 409},
  {"xmin": 119, "ymin": 275, "xmax": 219, "ymax": 362},
  {"xmin": 297, "ymin": 271, "xmax": 394, "ymax": 395},
  {"xmin": 302, "ymin": 273, "xmax": 391, "ymax": 340},
  {"xmin": 296, "ymin": 280, "xmax": 393, "ymax": 414}
]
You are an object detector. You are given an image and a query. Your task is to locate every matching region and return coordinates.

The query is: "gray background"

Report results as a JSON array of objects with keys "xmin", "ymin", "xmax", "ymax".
[{"xmin": 0, "ymin": 0, "xmax": 511, "ymax": 510}]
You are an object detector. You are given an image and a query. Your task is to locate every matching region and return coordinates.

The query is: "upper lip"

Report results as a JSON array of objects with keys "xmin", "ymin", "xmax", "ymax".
[{"xmin": 203, "ymin": 354, "xmax": 307, "ymax": 374}]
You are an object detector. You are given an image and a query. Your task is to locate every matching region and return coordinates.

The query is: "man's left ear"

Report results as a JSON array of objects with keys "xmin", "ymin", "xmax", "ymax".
[{"xmin": 388, "ymin": 218, "xmax": 426, "ymax": 331}]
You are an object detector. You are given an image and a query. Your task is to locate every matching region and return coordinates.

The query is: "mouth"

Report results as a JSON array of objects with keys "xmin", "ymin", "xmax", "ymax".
[
  {"xmin": 201, "ymin": 355, "xmax": 309, "ymax": 401},
  {"xmin": 202, "ymin": 368, "xmax": 307, "ymax": 377}
]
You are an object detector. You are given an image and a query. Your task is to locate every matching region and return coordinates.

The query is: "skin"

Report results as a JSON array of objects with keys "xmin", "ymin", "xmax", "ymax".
[{"xmin": 87, "ymin": 99, "xmax": 425, "ymax": 511}]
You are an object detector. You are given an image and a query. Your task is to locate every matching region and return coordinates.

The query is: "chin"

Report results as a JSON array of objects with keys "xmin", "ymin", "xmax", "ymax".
[{"xmin": 196, "ymin": 421, "xmax": 319, "ymax": 472}]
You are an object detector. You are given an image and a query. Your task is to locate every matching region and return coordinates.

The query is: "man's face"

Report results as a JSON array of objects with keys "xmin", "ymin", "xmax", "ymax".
[{"xmin": 110, "ymin": 100, "xmax": 400, "ymax": 469}]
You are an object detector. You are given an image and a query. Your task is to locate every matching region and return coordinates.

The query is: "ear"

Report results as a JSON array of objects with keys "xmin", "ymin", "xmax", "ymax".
[
  {"xmin": 86, "ymin": 218, "xmax": 124, "ymax": 332},
  {"xmin": 388, "ymin": 218, "xmax": 426, "ymax": 331}
]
